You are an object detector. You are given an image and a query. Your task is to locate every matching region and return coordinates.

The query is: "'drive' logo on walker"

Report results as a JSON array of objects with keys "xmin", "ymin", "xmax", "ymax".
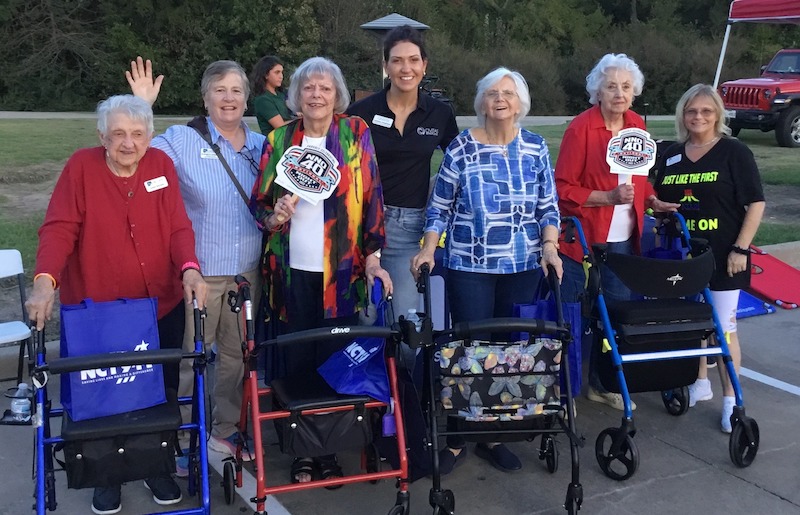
[
  {"xmin": 78, "ymin": 340, "xmax": 157, "ymax": 385},
  {"xmin": 275, "ymin": 145, "xmax": 341, "ymax": 205},
  {"xmin": 343, "ymin": 341, "xmax": 379, "ymax": 367}
]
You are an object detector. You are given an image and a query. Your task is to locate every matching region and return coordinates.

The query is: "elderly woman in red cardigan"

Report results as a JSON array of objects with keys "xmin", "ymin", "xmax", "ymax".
[{"xmin": 25, "ymin": 94, "xmax": 206, "ymax": 515}]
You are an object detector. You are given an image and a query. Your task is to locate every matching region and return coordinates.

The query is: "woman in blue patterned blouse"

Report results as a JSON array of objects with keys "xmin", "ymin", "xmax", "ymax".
[{"xmin": 411, "ymin": 68, "xmax": 562, "ymax": 474}]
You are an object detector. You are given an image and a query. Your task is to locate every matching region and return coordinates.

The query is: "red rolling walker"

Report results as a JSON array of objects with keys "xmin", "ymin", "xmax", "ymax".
[{"xmin": 223, "ymin": 275, "xmax": 411, "ymax": 515}]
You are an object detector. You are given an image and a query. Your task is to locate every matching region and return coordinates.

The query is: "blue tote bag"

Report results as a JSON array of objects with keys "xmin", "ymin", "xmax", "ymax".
[
  {"xmin": 60, "ymin": 298, "xmax": 166, "ymax": 421},
  {"xmin": 317, "ymin": 282, "xmax": 391, "ymax": 404}
]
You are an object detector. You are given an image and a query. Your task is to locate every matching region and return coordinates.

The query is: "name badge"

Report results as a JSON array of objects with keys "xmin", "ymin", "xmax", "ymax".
[
  {"xmin": 144, "ymin": 176, "xmax": 168, "ymax": 192},
  {"xmin": 666, "ymin": 154, "xmax": 682, "ymax": 166},
  {"xmin": 200, "ymin": 148, "xmax": 219, "ymax": 160},
  {"xmin": 372, "ymin": 114, "xmax": 393, "ymax": 128}
]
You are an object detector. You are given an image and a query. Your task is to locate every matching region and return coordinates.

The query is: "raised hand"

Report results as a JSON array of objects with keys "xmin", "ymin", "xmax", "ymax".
[{"xmin": 125, "ymin": 56, "xmax": 164, "ymax": 106}]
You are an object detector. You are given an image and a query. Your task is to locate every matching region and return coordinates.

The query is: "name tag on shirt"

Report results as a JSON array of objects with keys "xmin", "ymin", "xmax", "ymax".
[
  {"xmin": 666, "ymin": 154, "xmax": 682, "ymax": 166},
  {"xmin": 144, "ymin": 176, "xmax": 169, "ymax": 192},
  {"xmin": 372, "ymin": 114, "xmax": 393, "ymax": 128},
  {"xmin": 200, "ymin": 148, "xmax": 219, "ymax": 160}
]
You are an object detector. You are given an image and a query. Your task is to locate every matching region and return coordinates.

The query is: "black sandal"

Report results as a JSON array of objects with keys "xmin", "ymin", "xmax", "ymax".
[
  {"xmin": 290, "ymin": 457, "xmax": 316, "ymax": 484},
  {"xmin": 314, "ymin": 454, "xmax": 343, "ymax": 490}
]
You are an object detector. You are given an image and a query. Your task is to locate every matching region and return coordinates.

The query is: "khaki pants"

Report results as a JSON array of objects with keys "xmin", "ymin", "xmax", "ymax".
[{"xmin": 179, "ymin": 269, "xmax": 262, "ymax": 439}]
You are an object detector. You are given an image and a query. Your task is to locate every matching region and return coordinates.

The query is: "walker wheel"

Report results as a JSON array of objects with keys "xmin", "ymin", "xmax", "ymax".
[
  {"xmin": 595, "ymin": 427, "xmax": 639, "ymax": 481},
  {"xmin": 430, "ymin": 489, "xmax": 455, "ymax": 515},
  {"xmin": 729, "ymin": 418, "xmax": 759, "ymax": 468},
  {"xmin": 222, "ymin": 460, "xmax": 236, "ymax": 505},
  {"xmin": 662, "ymin": 386, "xmax": 689, "ymax": 416},
  {"xmin": 566, "ymin": 496, "xmax": 580, "ymax": 515},
  {"xmin": 539, "ymin": 434, "xmax": 558, "ymax": 473},
  {"xmin": 387, "ymin": 504, "xmax": 407, "ymax": 515}
]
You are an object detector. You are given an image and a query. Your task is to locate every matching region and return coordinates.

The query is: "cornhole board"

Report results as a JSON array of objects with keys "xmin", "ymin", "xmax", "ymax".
[
  {"xmin": 736, "ymin": 290, "xmax": 776, "ymax": 319},
  {"xmin": 749, "ymin": 245, "xmax": 800, "ymax": 309}
]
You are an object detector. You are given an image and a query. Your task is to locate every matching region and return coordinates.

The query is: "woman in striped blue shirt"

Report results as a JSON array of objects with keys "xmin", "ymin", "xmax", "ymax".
[{"xmin": 412, "ymin": 67, "xmax": 562, "ymax": 474}]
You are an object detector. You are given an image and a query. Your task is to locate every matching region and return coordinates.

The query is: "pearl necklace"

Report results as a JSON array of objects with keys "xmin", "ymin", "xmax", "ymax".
[{"xmin": 686, "ymin": 136, "xmax": 720, "ymax": 148}]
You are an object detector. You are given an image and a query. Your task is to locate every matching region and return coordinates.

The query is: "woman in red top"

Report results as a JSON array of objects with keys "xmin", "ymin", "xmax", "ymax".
[
  {"xmin": 555, "ymin": 54, "xmax": 677, "ymax": 411},
  {"xmin": 25, "ymin": 95, "xmax": 207, "ymax": 515}
]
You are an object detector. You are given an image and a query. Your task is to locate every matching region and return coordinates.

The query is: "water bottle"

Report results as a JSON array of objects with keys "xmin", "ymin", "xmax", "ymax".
[
  {"xmin": 10, "ymin": 383, "xmax": 31, "ymax": 420},
  {"xmin": 406, "ymin": 309, "xmax": 423, "ymax": 333}
]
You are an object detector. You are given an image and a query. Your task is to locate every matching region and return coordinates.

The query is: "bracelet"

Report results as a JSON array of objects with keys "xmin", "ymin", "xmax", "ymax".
[
  {"xmin": 730, "ymin": 245, "xmax": 749, "ymax": 256},
  {"xmin": 34, "ymin": 273, "xmax": 56, "ymax": 289},
  {"xmin": 181, "ymin": 261, "xmax": 202, "ymax": 275},
  {"xmin": 542, "ymin": 240, "xmax": 560, "ymax": 250}
]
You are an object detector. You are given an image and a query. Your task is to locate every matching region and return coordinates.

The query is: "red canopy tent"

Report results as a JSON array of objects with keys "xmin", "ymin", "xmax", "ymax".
[{"xmin": 713, "ymin": 0, "xmax": 800, "ymax": 88}]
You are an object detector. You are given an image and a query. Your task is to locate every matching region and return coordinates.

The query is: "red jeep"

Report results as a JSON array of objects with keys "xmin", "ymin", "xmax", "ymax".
[{"xmin": 718, "ymin": 49, "xmax": 800, "ymax": 147}]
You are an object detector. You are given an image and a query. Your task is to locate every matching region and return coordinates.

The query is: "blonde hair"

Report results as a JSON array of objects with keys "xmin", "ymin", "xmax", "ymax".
[{"xmin": 674, "ymin": 84, "xmax": 731, "ymax": 142}]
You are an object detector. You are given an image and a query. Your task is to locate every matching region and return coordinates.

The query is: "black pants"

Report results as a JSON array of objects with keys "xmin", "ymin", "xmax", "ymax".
[
  {"xmin": 283, "ymin": 269, "xmax": 359, "ymax": 378},
  {"xmin": 157, "ymin": 301, "xmax": 185, "ymax": 393}
]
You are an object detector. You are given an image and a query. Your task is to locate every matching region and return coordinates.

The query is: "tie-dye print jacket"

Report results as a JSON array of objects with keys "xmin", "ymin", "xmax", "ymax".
[{"xmin": 251, "ymin": 114, "xmax": 385, "ymax": 322}]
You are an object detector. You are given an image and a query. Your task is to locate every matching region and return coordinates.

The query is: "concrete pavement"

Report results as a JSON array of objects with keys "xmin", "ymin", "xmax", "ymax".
[{"xmin": 0, "ymin": 245, "xmax": 798, "ymax": 514}]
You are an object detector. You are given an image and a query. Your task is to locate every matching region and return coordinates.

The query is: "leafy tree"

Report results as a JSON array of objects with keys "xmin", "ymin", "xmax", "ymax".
[{"xmin": 0, "ymin": 0, "xmax": 111, "ymax": 110}]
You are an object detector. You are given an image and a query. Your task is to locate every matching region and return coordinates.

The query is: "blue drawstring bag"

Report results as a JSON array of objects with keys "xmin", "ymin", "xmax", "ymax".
[{"xmin": 317, "ymin": 281, "xmax": 391, "ymax": 404}]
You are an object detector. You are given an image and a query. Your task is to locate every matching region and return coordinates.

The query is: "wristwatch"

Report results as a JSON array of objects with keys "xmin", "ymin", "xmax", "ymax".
[{"xmin": 371, "ymin": 249, "xmax": 382, "ymax": 259}]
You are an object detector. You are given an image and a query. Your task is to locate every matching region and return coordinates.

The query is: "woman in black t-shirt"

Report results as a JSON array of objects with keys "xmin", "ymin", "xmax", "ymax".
[{"xmin": 654, "ymin": 84, "xmax": 765, "ymax": 434}]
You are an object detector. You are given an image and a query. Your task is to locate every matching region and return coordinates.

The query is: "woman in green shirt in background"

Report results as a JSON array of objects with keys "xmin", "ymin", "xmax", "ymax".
[{"xmin": 251, "ymin": 55, "xmax": 293, "ymax": 134}]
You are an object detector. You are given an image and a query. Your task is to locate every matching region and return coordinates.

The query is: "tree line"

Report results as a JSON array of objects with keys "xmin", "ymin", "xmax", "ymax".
[{"xmin": 2, "ymin": 0, "xmax": 799, "ymax": 116}]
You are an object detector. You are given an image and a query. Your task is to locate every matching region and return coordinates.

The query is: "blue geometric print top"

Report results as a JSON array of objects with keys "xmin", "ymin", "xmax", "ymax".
[{"xmin": 425, "ymin": 128, "xmax": 560, "ymax": 274}]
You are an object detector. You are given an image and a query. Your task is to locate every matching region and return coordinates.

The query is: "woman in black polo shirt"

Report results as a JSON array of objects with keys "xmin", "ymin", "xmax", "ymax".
[{"xmin": 348, "ymin": 25, "xmax": 458, "ymax": 347}]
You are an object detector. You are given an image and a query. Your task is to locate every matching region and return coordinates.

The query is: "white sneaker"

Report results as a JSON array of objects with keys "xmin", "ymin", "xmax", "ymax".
[
  {"xmin": 688, "ymin": 378, "xmax": 713, "ymax": 408},
  {"xmin": 586, "ymin": 387, "xmax": 636, "ymax": 411},
  {"xmin": 721, "ymin": 397, "xmax": 735, "ymax": 434}
]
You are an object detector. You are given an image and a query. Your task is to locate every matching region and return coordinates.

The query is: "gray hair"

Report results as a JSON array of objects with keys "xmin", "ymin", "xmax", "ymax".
[
  {"xmin": 96, "ymin": 95, "xmax": 154, "ymax": 135},
  {"xmin": 585, "ymin": 53, "xmax": 644, "ymax": 105},
  {"xmin": 200, "ymin": 60, "xmax": 250, "ymax": 101},
  {"xmin": 286, "ymin": 57, "xmax": 350, "ymax": 114},
  {"xmin": 675, "ymin": 84, "xmax": 731, "ymax": 142},
  {"xmin": 473, "ymin": 67, "xmax": 531, "ymax": 128}
]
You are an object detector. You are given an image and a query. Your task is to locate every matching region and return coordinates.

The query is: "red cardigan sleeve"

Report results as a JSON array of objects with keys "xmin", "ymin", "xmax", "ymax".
[
  {"xmin": 160, "ymin": 154, "xmax": 199, "ymax": 273},
  {"xmin": 555, "ymin": 121, "xmax": 592, "ymax": 218},
  {"xmin": 34, "ymin": 154, "xmax": 84, "ymax": 285}
]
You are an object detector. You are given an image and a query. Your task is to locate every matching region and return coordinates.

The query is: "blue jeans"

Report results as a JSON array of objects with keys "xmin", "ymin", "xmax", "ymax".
[
  {"xmin": 560, "ymin": 238, "xmax": 634, "ymax": 393},
  {"xmin": 445, "ymin": 268, "xmax": 540, "ymax": 449},
  {"xmin": 380, "ymin": 206, "xmax": 425, "ymax": 370},
  {"xmin": 446, "ymin": 269, "xmax": 540, "ymax": 330}
]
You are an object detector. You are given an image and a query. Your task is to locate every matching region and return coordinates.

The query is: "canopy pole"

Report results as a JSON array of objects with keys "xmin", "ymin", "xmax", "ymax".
[{"xmin": 713, "ymin": 23, "xmax": 733, "ymax": 89}]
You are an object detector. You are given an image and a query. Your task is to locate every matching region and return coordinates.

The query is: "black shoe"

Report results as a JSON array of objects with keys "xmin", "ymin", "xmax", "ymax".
[
  {"xmin": 474, "ymin": 443, "xmax": 522, "ymax": 472},
  {"xmin": 706, "ymin": 355, "xmax": 718, "ymax": 368},
  {"xmin": 91, "ymin": 485, "xmax": 122, "ymax": 515},
  {"xmin": 438, "ymin": 446, "xmax": 467, "ymax": 475},
  {"xmin": 144, "ymin": 476, "xmax": 183, "ymax": 505}
]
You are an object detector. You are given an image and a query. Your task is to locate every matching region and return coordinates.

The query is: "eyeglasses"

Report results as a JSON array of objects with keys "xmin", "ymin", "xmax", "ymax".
[
  {"xmin": 485, "ymin": 89, "xmax": 517, "ymax": 100},
  {"xmin": 239, "ymin": 151, "xmax": 260, "ymax": 173},
  {"xmin": 684, "ymin": 108, "xmax": 716, "ymax": 117}
]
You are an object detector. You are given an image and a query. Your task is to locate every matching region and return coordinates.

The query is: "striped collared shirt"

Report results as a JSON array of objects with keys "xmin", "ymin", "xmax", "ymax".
[{"xmin": 152, "ymin": 118, "xmax": 265, "ymax": 276}]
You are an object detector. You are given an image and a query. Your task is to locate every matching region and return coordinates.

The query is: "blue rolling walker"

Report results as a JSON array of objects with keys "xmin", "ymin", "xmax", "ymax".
[
  {"xmin": 31, "ymin": 299, "xmax": 211, "ymax": 514},
  {"xmin": 563, "ymin": 213, "xmax": 759, "ymax": 481}
]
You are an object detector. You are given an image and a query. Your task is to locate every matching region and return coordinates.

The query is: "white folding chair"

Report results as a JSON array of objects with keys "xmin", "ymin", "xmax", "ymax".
[{"xmin": 0, "ymin": 249, "xmax": 32, "ymax": 387}]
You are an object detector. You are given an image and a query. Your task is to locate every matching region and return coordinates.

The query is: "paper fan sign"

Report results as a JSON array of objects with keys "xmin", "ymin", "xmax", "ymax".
[
  {"xmin": 606, "ymin": 128, "xmax": 657, "ymax": 183},
  {"xmin": 275, "ymin": 145, "xmax": 341, "ymax": 206}
]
